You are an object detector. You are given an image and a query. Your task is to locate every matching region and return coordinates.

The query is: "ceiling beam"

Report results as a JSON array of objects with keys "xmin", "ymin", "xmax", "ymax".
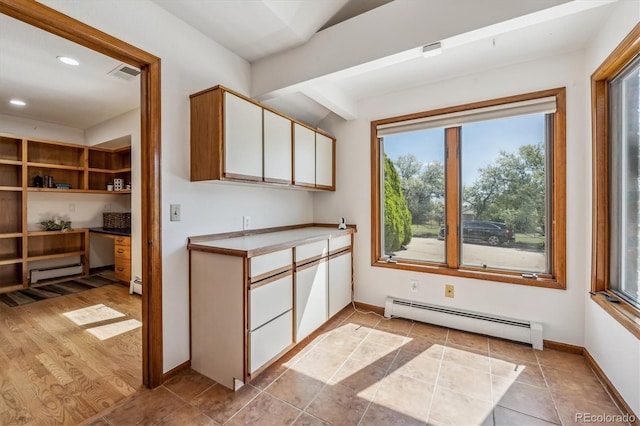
[{"xmin": 251, "ymin": 0, "xmax": 570, "ymax": 99}]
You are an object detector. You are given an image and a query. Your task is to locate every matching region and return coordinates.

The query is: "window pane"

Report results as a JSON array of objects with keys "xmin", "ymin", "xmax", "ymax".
[
  {"xmin": 460, "ymin": 114, "xmax": 549, "ymax": 273},
  {"xmin": 381, "ymin": 128, "xmax": 445, "ymax": 263},
  {"xmin": 610, "ymin": 58, "xmax": 640, "ymax": 308}
]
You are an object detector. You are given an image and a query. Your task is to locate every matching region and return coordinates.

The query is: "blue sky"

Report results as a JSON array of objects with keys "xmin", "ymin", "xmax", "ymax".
[{"xmin": 383, "ymin": 113, "xmax": 545, "ymax": 184}]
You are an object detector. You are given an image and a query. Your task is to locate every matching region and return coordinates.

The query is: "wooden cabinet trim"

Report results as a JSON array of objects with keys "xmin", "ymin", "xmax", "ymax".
[
  {"xmin": 190, "ymin": 85, "xmax": 335, "ymax": 190},
  {"xmin": 249, "ymin": 266, "xmax": 293, "ymax": 286}
]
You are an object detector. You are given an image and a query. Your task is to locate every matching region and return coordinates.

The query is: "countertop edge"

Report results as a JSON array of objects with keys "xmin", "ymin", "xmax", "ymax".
[{"xmin": 188, "ymin": 226, "xmax": 355, "ymax": 257}]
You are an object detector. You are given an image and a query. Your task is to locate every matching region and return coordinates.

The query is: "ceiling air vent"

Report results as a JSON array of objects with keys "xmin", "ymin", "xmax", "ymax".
[{"xmin": 108, "ymin": 63, "xmax": 141, "ymax": 81}]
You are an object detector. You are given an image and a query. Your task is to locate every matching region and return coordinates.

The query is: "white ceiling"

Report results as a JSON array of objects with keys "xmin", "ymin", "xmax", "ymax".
[
  {"xmin": 0, "ymin": 13, "xmax": 140, "ymax": 130},
  {"xmin": 0, "ymin": 0, "xmax": 620, "ymax": 132}
]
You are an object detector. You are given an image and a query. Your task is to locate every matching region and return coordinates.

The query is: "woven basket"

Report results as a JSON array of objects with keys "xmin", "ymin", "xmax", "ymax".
[{"xmin": 103, "ymin": 212, "xmax": 131, "ymax": 229}]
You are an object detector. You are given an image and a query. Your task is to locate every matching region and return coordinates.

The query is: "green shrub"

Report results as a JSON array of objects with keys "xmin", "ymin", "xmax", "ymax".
[{"xmin": 384, "ymin": 156, "xmax": 412, "ymax": 252}]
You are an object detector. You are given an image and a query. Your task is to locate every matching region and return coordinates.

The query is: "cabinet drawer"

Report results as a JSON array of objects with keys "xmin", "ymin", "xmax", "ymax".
[
  {"xmin": 295, "ymin": 240, "xmax": 328, "ymax": 264},
  {"xmin": 249, "ymin": 310, "xmax": 293, "ymax": 374},
  {"xmin": 114, "ymin": 236, "xmax": 130, "ymax": 246},
  {"xmin": 329, "ymin": 234, "xmax": 351, "ymax": 253},
  {"xmin": 114, "ymin": 245, "xmax": 131, "ymax": 259},
  {"xmin": 249, "ymin": 249, "xmax": 292, "ymax": 280},
  {"xmin": 115, "ymin": 263, "xmax": 131, "ymax": 282},
  {"xmin": 249, "ymin": 273, "xmax": 293, "ymax": 331}
]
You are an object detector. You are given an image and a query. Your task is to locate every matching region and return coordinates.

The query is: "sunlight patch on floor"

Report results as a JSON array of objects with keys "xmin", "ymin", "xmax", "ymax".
[
  {"xmin": 63, "ymin": 304, "xmax": 125, "ymax": 326},
  {"xmin": 87, "ymin": 319, "xmax": 141, "ymax": 340}
]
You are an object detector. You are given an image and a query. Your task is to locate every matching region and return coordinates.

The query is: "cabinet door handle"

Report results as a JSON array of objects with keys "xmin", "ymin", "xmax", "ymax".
[
  {"xmin": 116, "ymin": 238, "xmax": 124, "ymax": 243},
  {"xmin": 117, "ymin": 249, "xmax": 125, "ymax": 254},
  {"xmin": 117, "ymin": 267, "xmax": 125, "ymax": 272}
]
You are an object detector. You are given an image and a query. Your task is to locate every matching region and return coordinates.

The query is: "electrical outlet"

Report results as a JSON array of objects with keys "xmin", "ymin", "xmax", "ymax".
[
  {"xmin": 104, "ymin": 203, "xmax": 111, "ymax": 212},
  {"xmin": 68, "ymin": 203, "xmax": 75, "ymax": 213},
  {"xmin": 170, "ymin": 204, "xmax": 181, "ymax": 221},
  {"xmin": 243, "ymin": 215, "xmax": 251, "ymax": 230},
  {"xmin": 445, "ymin": 284, "xmax": 455, "ymax": 298},
  {"xmin": 409, "ymin": 279, "xmax": 419, "ymax": 293}
]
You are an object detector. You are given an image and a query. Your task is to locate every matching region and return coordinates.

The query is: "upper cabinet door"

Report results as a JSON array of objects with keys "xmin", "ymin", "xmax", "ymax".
[
  {"xmin": 293, "ymin": 123, "xmax": 315, "ymax": 187},
  {"xmin": 224, "ymin": 92, "xmax": 263, "ymax": 180},
  {"xmin": 263, "ymin": 110, "xmax": 292, "ymax": 184},
  {"xmin": 315, "ymin": 133, "xmax": 334, "ymax": 190}
]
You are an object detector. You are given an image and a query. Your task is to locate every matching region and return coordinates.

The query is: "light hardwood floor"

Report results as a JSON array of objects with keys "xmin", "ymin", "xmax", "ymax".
[{"xmin": 0, "ymin": 283, "xmax": 142, "ymax": 425}]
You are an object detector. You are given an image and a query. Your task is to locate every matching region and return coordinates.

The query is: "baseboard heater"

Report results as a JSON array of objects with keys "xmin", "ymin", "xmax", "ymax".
[
  {"xmin": 30, "ymin": 263, "xmax": 83, "ymax": 284},
  {"xmin": 384, "ymin": 297, "xmax": 543, "ymax": 350},
  {"xmin": 129, "ymin": 276, "xmax": 142, "ymax": 295}
]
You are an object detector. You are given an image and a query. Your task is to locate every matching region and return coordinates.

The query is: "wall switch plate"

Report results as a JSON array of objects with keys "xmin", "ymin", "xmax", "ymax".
[
  {"xmin": 170, "ymin": 204, "xmax": 181, "ymax": 221},
  {"xmin": 409, "ymin": 279, "xmax": 419, "ymax": 293},
  {"xmin": 68, "ymin": 203, "xmax": 75, "ymax": 213},
  {"xmin": 243, "ymin": 215, "xmax": 251, "ymax": 230},
  {"xmin": 445, "ymin": 284, "xmax": 454, "ymax": 298}
]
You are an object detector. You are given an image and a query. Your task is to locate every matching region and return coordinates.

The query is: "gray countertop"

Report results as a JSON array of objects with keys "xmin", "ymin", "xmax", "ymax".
[{"xmin": 188, "ymin": 226, "xmax": 354, "ymax": 257}]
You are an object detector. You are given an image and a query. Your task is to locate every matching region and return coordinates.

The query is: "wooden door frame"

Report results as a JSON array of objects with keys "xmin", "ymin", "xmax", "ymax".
[{"xmin": 0, "ymin": 0, "xmax": 164, "ymax": 387}]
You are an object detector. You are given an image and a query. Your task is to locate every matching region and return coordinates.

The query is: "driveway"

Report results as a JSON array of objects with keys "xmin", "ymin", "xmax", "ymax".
[{"xmin": 394, "ymin": 237, "xmax": 546, "ymax": 272}]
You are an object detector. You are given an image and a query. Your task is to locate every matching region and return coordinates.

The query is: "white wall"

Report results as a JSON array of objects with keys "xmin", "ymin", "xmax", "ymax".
[
  {"xmin": 40, "ymin": 0, "xmax": 315, "ymax": 373},
  {"xmin": 0, "ymin": 113, "xmax": 84, "ymax": 144},
  {"xmin": 583, "ymin": 0, "xmax": 640, "ymax": 417},
  {"xmin": 315, "ymin": 49, "xmax": 589, "ymax": 346},
  {"xmin": 85, "ymin": 109, "xmax": 140, "ymax": 277}
]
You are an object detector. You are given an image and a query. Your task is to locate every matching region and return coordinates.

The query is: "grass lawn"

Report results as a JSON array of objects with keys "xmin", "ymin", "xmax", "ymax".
[
  {"xmin": 412, "ymin": 223, "xmax": 441, "ymax": 238},
  {"xmin": 515, "ymin": 233, "xmax": 545, "ymax": 245}
]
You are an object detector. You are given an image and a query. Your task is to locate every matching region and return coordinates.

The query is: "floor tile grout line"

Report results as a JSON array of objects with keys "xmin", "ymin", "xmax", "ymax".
[
  {"xmin": 161, "ymin": 384, "xmax": 221, "ymax": 425},
  {"xmin": 535, "ymin": 355, "xmax": 565, "ymax": 425},
  {"xmin": 300, "ymin": 317, "xmax": 380, "ymax": 423},
  {"xmin": 221, "ymin": 384, "xmax": 263, "ymax": 425},
  {"xmin": 357, "ymin": 320, "xmax": 416, "ymax": 425},
  {"xmin": 424, "ymin": 328, "xmax": 448, "ymax": 424}
]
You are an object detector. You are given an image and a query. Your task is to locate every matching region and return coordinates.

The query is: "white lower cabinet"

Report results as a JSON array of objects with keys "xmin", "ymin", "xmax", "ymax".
[
  {"xmin": 249, "ymin": 310, "xmax": 293, "ymax": 374},
  {"xmin": 188, "ymin": 226, "xmax": 354, "ymax": 390},
  {"xmin": 329, "ymin": 251, "xmax": 352, "ymax": 318},
  {"xmin": 295, "ymin": 258, "xmax": 328, "ymax": 342}
]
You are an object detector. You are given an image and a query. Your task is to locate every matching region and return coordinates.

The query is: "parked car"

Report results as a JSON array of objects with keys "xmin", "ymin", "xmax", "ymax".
[{"xmin": 438, "ymin": 221, "xmax": 515, "ymax": 246}]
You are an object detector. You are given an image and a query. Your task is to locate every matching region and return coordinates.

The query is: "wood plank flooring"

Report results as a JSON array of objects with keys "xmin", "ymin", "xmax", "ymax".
[{"xmin": 0, "ymin": 283, "xmax": 142, "ymax": 425}]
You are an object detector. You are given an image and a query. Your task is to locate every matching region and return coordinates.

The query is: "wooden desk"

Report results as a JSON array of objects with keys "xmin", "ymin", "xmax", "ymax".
[{"xmin": 89, "ymin": 228, "xmax": 131, "ymax": 282}]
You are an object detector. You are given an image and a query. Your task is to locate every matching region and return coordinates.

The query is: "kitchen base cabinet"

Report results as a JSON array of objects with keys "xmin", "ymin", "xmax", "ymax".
[
  {"xmin": 329, "ymin": 250, "xmax": 352, "ymax": 318},
  {"xmin": 190, "ymin": 251, "xmax": 245, "ymax": 390},
  {"xmin": 188, "ymin": 225, "xmax": 355, "ymax": 391},
  {"xmin": 295, "ymin": 258, "xmax": 328, "ymax": 342}
]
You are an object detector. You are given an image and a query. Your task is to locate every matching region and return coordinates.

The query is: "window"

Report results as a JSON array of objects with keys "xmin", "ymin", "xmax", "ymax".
[
  {"xmin": 371, "ymin": 89, "xmax": 566, "ymax": 288},
  {"xmin": 592, "ymin": 22, "xmax": 640, "ymax": 328}
]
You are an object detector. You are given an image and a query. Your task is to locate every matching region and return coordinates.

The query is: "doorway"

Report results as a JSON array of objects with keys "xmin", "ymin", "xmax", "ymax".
[{"xmin": 0, "ymin": 0, "xmax": 163, "ymax": 387}]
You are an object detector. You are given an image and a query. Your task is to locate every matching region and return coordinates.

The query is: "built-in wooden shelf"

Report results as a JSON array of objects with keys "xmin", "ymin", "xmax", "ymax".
[{"xmin": 0, "ymin": 131, "xmax": 129, "ymax": 292}]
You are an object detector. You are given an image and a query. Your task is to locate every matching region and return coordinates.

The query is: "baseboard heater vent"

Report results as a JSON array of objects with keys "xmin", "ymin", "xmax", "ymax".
[
  {"xmin": 130, "ymin": 276, "xmax": 142, "ymax": 295},
  {"xmin": 30, "ymin": 263, "xmax": 83, "ymax": 284},
  {"xmin": 384, "ymin": 297, "xmax": 543, "ymax": 350}
]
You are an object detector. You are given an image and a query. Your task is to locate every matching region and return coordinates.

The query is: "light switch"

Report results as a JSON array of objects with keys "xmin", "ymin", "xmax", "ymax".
[{"xmin": 170, "ymin": 204, "xmax": 181, "ymax": 221}]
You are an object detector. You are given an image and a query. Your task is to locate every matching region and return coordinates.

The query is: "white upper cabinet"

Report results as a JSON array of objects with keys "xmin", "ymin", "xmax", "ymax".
[
  {"xmin": 263, "ymin": 110, "xmax": 292, "ymax": 184},
  {"xmin": 315, "ymin": 132, "xmax": 334, "ymax": 189},
  {"xmin": 293, "ymin": 123, "xmax": 316, "ymax": 187},
  {"xmin": 224, "ymin": 91, "xmax": 263, "ymax": 180},
  {"xmin": 190, "ymin": 86, "xmax": 335, "ymax": 191}
]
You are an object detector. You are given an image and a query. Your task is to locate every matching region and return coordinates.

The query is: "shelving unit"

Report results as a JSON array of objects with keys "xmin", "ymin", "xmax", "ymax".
[{"xmin": 0, "ymin": 133, "xmax": 130, "ymax": 293}]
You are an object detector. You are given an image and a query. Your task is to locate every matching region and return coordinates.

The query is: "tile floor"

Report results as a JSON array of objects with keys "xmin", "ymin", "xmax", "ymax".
[{"xmin": 84, "ymin": 306, "xmax": 632, "ymax": 425}]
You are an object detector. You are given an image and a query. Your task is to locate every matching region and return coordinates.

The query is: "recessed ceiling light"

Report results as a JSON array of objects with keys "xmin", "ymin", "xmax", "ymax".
[
  {"xmin": 57, "ymin": 56, "xmax": 79, "ymax": 66},
  {"xmin": 9, "ymin": 99, "xmax": 26, "ymax": 107}
]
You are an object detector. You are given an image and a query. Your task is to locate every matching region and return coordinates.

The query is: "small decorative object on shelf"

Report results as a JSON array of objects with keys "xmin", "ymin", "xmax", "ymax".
[
  {"xmin": 40, "ymin": 217, "xmax": 72, "ymax": 232},
  {"xmin": 113, "ymin": 178, "xmax": 124, "ymax": 191}
]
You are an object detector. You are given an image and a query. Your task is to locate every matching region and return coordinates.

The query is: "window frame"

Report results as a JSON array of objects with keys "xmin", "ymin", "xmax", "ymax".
[
  {"xmin": 371, "ymin": 88, "xmax": 566, "ymax": 289},
  {"xmin": 591, "ymin": 22, "xmax": 640, "ymax": 337}
]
